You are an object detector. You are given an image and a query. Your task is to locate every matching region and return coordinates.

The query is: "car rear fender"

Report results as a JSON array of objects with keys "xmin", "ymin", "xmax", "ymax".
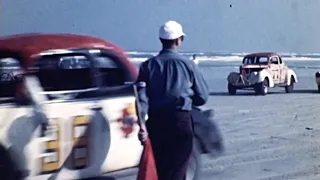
[
  {"xmin": 258, "ymin": 69, "xmax": 274, "ymax": 87},
  {"xmin": 286, "ymin": 69, "xmax": 298, "ymax": 85}
]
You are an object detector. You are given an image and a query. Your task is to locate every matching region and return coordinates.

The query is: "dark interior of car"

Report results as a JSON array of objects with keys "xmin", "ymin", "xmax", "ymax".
[
  {"xmin": 0, "ymin": 80, "xmax": 16, "ymax": 98},
  {"xmin": 35, "ymin": 68, "xmax": 126, "ymax": 91},
  {"xmin": 0, "ymin": 53, "xmax": 130, "ymax": 102},
  {"xmin": 0, "ymin": 70, "xmax": 21, "ymax": 98}
]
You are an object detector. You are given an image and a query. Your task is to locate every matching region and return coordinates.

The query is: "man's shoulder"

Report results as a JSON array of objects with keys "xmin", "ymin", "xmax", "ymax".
[
  {"xmin": 175, "ymin": 54, "xmax": 195, "ymax": 68},
  {"xmin": 141, "ymin": 56, "xmax": 155, "ymax": 66}
]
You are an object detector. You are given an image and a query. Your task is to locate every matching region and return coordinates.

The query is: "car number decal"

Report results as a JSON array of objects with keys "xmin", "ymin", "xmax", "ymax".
[
  {"xmin": 41, "ymin": 115, "xmax": 91, "ymax": 174},
  {"xmin": 41, "ymin": 118, "xmax": 61, "ymax": 173}
]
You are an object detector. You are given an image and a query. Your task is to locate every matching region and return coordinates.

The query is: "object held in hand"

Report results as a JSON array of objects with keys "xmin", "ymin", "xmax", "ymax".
[{"xmin": 133, "ymin": 81, "xmax": 148, "ymax": 145}]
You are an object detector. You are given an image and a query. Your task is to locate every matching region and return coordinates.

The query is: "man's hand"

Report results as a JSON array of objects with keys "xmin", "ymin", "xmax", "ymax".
[{"xmin": 138, "ymin": 124, "xmax": 148, "ymax": 145}]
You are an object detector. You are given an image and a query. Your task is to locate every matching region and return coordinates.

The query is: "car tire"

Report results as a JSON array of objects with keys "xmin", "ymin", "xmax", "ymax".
[
  {"xmin": 186, "ymin": 139, "xmax": 201, "ymax": 180},
  {"xmin": 227, "ymin": 83, "xmax": 237, "ymax": 95},
  {"xmin": 285, "ymin": 77, "xmax": 294, "ymax": 93},
  {"xmin": 254, "ymin": 78, "xmax": 269, "ymax": 95}
]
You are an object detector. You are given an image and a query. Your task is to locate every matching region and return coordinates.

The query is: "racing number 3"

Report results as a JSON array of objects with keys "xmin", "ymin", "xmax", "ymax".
[{"xmin": 41, "ymin": 115, "xmax": 91, "ymax": 173}]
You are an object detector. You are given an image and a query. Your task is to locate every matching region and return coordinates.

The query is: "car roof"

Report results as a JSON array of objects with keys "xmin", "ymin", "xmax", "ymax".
[
  {"xmin": 0, "ymin": 33, "xmax": 122, "ymax": 55},
  {"xmin": 244, "ymin": 52, "xmax": 280, "ymax": 58},
  {"xmin": 0, "ymin": 33, "xmax": 137, "ymax": 78}
]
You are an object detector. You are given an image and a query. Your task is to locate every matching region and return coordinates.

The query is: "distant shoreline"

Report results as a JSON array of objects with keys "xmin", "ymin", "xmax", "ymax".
[{"xmin": 127, "ymin": 52, "xmax": 320, "ymax": 62}]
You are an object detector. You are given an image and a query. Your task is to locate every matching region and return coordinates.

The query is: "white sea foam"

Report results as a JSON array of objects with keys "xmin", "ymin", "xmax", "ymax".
[{"xmin": 128, "ymin": 54, "xmax": 320, "ymax": 63}]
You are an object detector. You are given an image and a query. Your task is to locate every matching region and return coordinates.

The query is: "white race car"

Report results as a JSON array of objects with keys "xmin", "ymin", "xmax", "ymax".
[
  {"xmin": 227, "ymin": 52, "xmax": 298, "ymax": 95},
  {"xmin": 0, "ymin": 33, "xmax": 223, "ymax": 180}
]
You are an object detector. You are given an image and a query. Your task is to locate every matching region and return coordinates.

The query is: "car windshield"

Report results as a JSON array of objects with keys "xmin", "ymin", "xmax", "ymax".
[{"xmin": 243, "ymin": 56, "xmax": 269, "ymax": 65}]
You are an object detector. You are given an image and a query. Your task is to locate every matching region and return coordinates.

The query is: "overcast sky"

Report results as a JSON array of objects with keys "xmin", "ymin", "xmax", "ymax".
[{"xmin": 0, "ymin": 0, "xmax": 319, "ymax": 53}]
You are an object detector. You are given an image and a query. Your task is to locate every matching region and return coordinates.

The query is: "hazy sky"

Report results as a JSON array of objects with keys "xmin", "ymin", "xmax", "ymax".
[{"xmin": 0, "ymin": 0, "xmax": 319, "ymax": 53}]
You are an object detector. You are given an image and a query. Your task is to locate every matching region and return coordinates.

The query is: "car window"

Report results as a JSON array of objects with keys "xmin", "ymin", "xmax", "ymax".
[
  {"xmin": 257, "ymin": 57, "xmax": 268, "ymax": 64},
  {"xmin": 93, "ymin": 54, "xmax": 131, "ymax": 87},
  {"xmin": 32, "ymin": 53, "xmax": 131, "ymax": 99},
  {"xmin": 0, "ymin": 57, "xmax": 22, "ymax": 100},
  {"xmin": 33, "ymin": 54, "xmax": 93, "ymax": 92},
  {"xmin": 243, "ymin": 57, "xmax": 255, "ymax": 64},
  {"xmin": 243, "ymin": 56, "xmax": 268, "ymax": 65},
  {"xmin": 270, "ymin": 57, "xmax": 279, "ymax": 64}
]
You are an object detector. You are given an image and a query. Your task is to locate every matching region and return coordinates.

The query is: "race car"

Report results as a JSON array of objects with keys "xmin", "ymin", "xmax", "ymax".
[
  {"xmin": 0, "ymin": 33, "xmax": 223, "ymax": 180},
  {"xmin": 227, "ymin": 52, "xmax": 298, "ymax": 95}
]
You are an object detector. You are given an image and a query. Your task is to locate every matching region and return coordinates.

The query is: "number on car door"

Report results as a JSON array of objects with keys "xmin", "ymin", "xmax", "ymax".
[{"xmin": 270, "ymin": 57, "xmax": 280, "ymax": 83}]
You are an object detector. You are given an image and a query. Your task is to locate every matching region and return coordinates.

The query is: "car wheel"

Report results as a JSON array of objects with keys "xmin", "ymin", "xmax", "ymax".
[
  {"xmin": 285, "ymin": 77, "xmax": 294, "ymax": 93},
  {"xmin": 186, "ymin": 139, "xmax": 201, "ymax": 180},
  {"xmin": 255, "ymin": 78, "xmax": 269, "ymax": 95},
  {"xmin": 227, "ymin": 83, "xmax": 237, "ymax": 95}
]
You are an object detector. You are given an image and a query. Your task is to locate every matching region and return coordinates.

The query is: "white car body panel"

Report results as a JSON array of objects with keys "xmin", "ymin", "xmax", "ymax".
[
  {"xmin": 0, "ymin": 96, "xmax": 143, "ymax": 180},
  {"xmin": 285, "ymin": 69, "xmax": 298, "ymax": 86},
  {"xmin": 258, "ymin": 69, "xmax": 275, "ymax": 87}
]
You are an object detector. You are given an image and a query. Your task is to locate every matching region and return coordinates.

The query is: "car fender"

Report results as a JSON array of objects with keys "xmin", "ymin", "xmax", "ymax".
[
  {"xmin": 257, "ymin": 69, "xmax": 274, "ymax": 87},
  {"xmin": 227, "ymin": 72, "xmax": 240, "ymax": 84},
  {"xmin": 286, "ymin": 69, "xmax": 298, "ymax": 85}
]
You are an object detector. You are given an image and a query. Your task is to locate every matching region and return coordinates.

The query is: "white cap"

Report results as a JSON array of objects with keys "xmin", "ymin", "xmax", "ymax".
[{"xmin": 159, "ymin": 20, "xmax": 186, "ymax": 40}]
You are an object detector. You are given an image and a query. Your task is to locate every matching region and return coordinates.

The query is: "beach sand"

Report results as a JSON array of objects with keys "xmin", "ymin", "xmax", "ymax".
[{"xmin": 108, "ymin": 61, "xmax": 320, "ymax": 180}]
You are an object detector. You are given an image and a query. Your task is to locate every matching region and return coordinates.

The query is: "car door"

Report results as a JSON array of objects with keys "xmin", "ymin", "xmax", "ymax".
[
  {"xmin": 269, "ymin": 56, "xmax": 280, "ymax": 84},
  {"xmin": 86, "ymin": 51, "xmax": 142, "ymax": 174},
  {"xmin": 39, "ymin": 51, "xmax": 142, "ymax": 179}
]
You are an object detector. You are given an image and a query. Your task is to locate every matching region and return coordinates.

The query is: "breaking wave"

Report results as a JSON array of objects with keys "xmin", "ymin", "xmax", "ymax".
[{"xmin": 126, "ymin": 51, "xmax": 320, "ymax": 62}]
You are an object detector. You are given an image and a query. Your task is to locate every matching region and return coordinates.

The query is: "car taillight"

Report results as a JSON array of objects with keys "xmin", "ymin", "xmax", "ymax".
[{"xmin": 120, "ymin": 103, "xmax": 137, "ymax": 137}]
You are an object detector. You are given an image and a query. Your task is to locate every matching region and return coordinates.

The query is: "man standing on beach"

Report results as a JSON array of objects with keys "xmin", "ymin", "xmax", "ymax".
[
  {"xmin": 137, "ymin": 20, "xmax": 209, "ymax": 180},
  {"xmin": 192, "ymin": 54, "xmax": 199, "ymax": 65}
]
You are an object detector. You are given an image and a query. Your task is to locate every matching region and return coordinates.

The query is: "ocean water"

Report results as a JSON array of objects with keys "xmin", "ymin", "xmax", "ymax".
[
  {"xmin": 128, "ymin": 51, "xmax": 320, "ymax": 93},
  {"xmin": 128, "ymin": 51, "xmax": 320, "ymax": 69}
]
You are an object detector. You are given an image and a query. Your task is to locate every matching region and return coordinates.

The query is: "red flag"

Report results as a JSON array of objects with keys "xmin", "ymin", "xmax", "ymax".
[{"xmin": 137, "ymin": 138, "xmax": 158, "ymax": 180}]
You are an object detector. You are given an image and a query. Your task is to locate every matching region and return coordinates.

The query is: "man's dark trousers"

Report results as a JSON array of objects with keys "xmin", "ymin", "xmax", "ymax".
[{"xmin": 146, "ymin": 109, "xmax": 194, "ymax": 180}]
